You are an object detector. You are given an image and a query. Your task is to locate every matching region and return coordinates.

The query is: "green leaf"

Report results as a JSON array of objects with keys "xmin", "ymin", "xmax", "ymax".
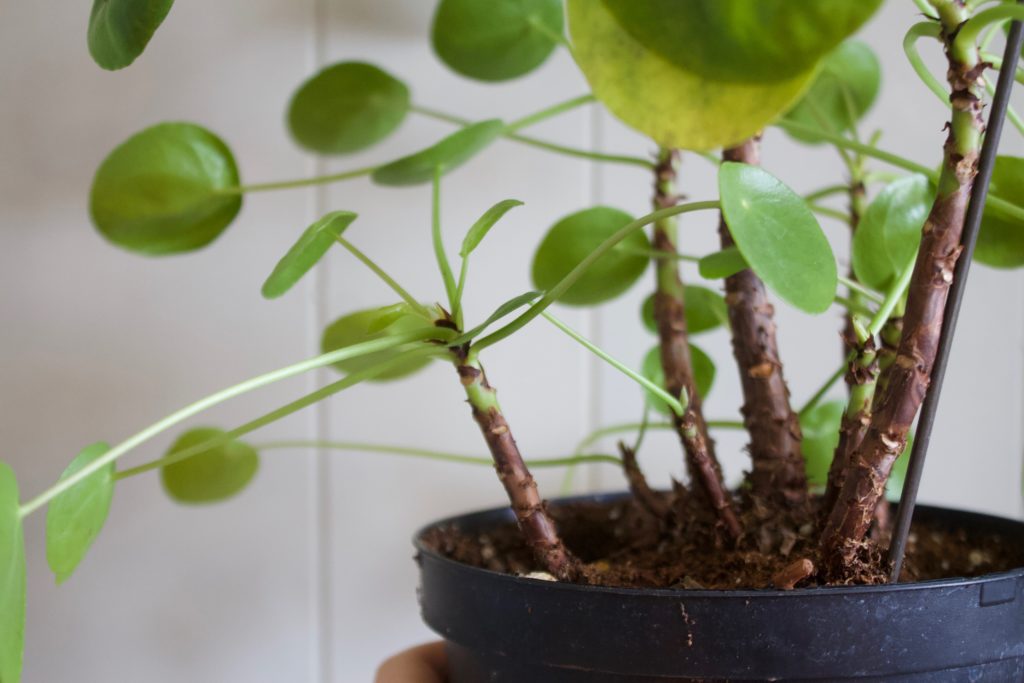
[
  {"xmin": 568, "ymin": 0, "xmax": 815, "ymax": 151},
  {"xmin": 88, "ymin": 0, "xmax": 174, "ymax": 70},
  {"xmin": 0, "ymin": 462, "xmax": 25, "ymax": 683},
  {"xmin": 366, "ymin": 303, "xmax": 431, "ymax": 334},
  {"xmin": 977, "ymin": 156, "xmax": 1024, "ymax": 269},
  {"xmin": 641, "ymin": 344, "xmax": 715, "ymax": 415},
  {"xmin": 782, "ymin": 41, "xmax": 881, "ymax": 144},
  {"xmin": 531, "ymin": 207, "xmax": 648, "ymax": 306},
  {"xmin": 460, "ymin": 199, "xmax": 524, "ymax": 258},
  {"xmin": 261, "ymin": 211, "xmax": 358, "ymax": 299},
  {"xmin": 718, "ymin": 163, "xmax": 838, "ymax": 314},
  {"xmin": 452, "ymin": 288, "xmax": 540, "ymax": 344},
  {"xmin": 431, "ymin": 0, "xmax": 564, "ymax": 81},
  {"xmin": 89, "ymin": 122, "xmax": 242, "ymax": 255},
  {"xmin": 287, "ymin": 62, "xmax": 410, "ymax": 155},
  {"xmin": 372, "ymin": 120, "xmax": 505, "ymax": 187},
  {"xmin": 45, "ymin": 443, "xmax": 115, "ymax": 585},
  {"xmin": 852, "ymin": 175, "xmax": 931, "ymax": 290},
  {"xmin": 641, "ymin": 286, "xmax": 728, "ymax": 335},
  {"xmin": 454, "ymin": 290, "xmax": 542, "ymax": 344},
  {"xmin": 602, "ymin": 0, "xmax": 882, "ymax": 84},
  {"xmin": 698, "ymin": 246, "xmax": 749, "ymax": 280},
  {"xmin": 161, "ymin": 428, "xmax": 259, "ymax": 504},
  {"xmin": 799, "ymin": 400, "xmax": 845, "ymax": 488},
  {"xmin": 322, "ymin": 307, "xmax": 434, "ymax": 381}
]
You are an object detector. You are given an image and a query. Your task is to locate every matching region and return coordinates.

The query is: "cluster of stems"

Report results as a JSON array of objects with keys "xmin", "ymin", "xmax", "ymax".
[{"xmin": 821, "ymin": 0, "xmax": 985, "ymax": 576}]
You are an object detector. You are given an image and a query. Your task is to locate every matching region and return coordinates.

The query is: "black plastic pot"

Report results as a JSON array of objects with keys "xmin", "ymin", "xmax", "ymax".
[{"xmin": 415, "ymin": 493, "xmax": 1024, "ymax": 682}]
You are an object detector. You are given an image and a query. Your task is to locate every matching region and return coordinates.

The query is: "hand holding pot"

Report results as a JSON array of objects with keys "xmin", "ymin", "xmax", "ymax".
[{"xmin": 375, "ymin": 642, "xmax": 447, "ymax": 683}]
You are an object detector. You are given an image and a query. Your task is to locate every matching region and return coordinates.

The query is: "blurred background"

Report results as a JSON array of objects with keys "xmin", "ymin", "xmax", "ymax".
[{"xmin": 2, "ymin": 1, "xmax": 1023, "ymax": 681}]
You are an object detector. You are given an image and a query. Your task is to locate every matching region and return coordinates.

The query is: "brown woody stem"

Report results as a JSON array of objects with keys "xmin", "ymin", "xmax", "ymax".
[
  {"xmin": 619, "ymin": 442, "xmax": 671, "ymax": 521},
  {"xmin": 821, "ymin": 1, "xmax": 982, "ymax": 576},
  {"xmin": 453, "ymin": 347, "xmax": 579, "ymax": 580},
  {"xmin": 718, "ymin": 137, "xmax": 808, "ymax": 507},
  {"xmin": 822, "ymin": 332, "xmax": 879, "ymax": 516},
  {"xmin": 650, "ymin": 149, "xmax": 740, "ymax": 540}
]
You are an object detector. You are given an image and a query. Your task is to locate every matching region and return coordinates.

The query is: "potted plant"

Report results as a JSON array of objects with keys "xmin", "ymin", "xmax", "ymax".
[{"xmin": 4, "ymin": 0, "xmax": 1024, "ymax": 680}]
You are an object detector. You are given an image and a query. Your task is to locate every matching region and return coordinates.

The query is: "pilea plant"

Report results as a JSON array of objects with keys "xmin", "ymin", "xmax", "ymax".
[{"xmin": 4, "ymin": 0, "xmax": 1024, "ymax": 679}]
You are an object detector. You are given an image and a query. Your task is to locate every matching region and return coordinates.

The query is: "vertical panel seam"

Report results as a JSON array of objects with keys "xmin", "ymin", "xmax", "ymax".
[{"xmin": 306, "ymin": 0, "xmax": 331, "ymax": 680}]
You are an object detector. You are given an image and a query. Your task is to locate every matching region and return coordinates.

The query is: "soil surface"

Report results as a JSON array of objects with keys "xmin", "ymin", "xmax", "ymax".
[{"xmin": 422, "ymin": 494, "xmax": 1024, "ymax": 589}]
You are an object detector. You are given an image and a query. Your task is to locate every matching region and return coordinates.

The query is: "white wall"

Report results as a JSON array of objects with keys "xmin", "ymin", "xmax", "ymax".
[{"xmin": 1, "ymin": 1, "xmax": 1022, "ymax": 681}]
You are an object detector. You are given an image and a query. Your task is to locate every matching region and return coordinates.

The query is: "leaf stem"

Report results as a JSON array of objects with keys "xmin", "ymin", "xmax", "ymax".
[
  {"xmin": 804, "ymin": 184, "xmax": 851, "ymax": 202},
  {"xmin": 838, "ymin": 275, "xmax": 885, "ymax": 304},
  {"xmin": 335, "ymin": 236, "xmax": 431, "ymax": 317},
  {"xmin": 113, "ymin": 347, "xmax": 443, "ymax": 480},
  {"xmin": 18, "ymin": 329, "xmax": 448, "ymax": 517},
  {"xmin": 253, "ymin": 440, "xmax": 621, "ymax": 468},
  {"xmin": 431, "ymin": 168, "xmax": 459, "ymax": 313},
  {"xmin": 869, "ymin": 255, "xmax": 917, "ymax": 337},
  {"xmin": 982, "ymin": 75, "xmax": 1024, "ymax": 136},
  {"xmin": 474, "ymin": 201, "xmax": 721, "ymax": 351},
  {"xmin": 541, "ymin": 311, "xmax": 684, "ymax": 415},
  {"xmin": 226, "ymin": 165, "xmax": 378, "ymax": 194},
  {"xmin": 505, "ymin": 95, "xmax": 595, "ymax": 133},
  {"xmin": 799, "ymin": 357, "xmax": 852, "ymax": 419},
  {"xmin": 904, "ymin": 22, "xmax": 950, "ymax": 105},
  {"xmin": 411, "ymin": 105, "xmax": 654, "ymax": 169},
  {"xmin": 809, "ymin": 202, "xmax": 854, "ymax": 223}
]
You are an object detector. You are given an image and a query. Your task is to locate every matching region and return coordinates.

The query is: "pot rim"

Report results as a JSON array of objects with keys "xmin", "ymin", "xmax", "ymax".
[{"xmin": 413, "ymin": 491, "xmax": 1024, "ymax": 598}]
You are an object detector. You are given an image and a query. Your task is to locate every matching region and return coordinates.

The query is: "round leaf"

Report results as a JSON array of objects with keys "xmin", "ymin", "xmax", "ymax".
[
  {"xmin": 852, "ymin": 175, "xmax": 931, "ymax": 290},
  {"xmin": 287, "ymin": 62, "xmax": 410, "ymax": 155},
  {"xmin": 641, "ymin": 344, "xmax": 715, "ymax": 416},
  {"xmin": 602, "ymin": 0, "xmax": 882, "ymax": 83},
  {"xmin": 719, "ymin": 163, "xmax": 838, "ymax": 314},
  {"xmin": 432, "ymin": 0, "xmax": 564, "ymax": 81},
  {"xmin": 641, "ymin": 286, "xmax": 728, "ymax": 335},
  {"xmin": 45, "ymin": 443, "xmax": 115, "ymax": 584},
  {"xmin": 698, "ymin": 246, "xmax": 748, "ymax": 280},
  {"xmin": 531, "ymin": 207, "xmax": 648, "ymax": 306},
  {"xmin": 88, "ymin": 0, "xmax": 174, "ymax": 70},
  {"xmin": 90, "ymin": 122, "xmax": 242, "ymax": 255},
  {"xmin": 799, "ymin": 400, "xmax": 844, "ymax": 488},
  {"xmin": 977, "ymin": 156, "xmax": 1024, "ymax": 268},
  {"xmin": 782, "ymin": 41, "xmax": 881, "ymax": 145},
  {"xmin": 262, "ymin": 211, "xmax": 358, "ymax": 299},
  {"xmin": 568, "ymin": 0, "xmax": 815, "ymax": 151},
  {"xmin": 161, "ymin": 428, "xmax": 259, "ymax": 504},
  {"xmin": 322, "ymin": 307, "xmax": 433, "ymax": 381},
  {"xmin": 372, "ymin": 120, "xmax": 505, "ymax": 186},
  {"xmin": 0, "ymin": 462, "xmax": 25, "ymax": 683}
]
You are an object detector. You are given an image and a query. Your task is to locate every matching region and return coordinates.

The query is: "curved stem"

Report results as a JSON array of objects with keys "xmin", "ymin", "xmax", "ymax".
[
  {"xmin": 474, "ymin": 201, "xmax": 721, "ymax": 352},
  {"xmin": 904, "ymin": 22, "xmax": 950, "ymax": 105},
  {"xmin": 541, "ymin": 311, "xmax": 683, "ymax": 415},
  {"xmin": 505, "ymin": 95, "xmax": 595, "ymax": 133},
  {"xmin": 411, "ymin": 105, "xmax": 654, "ymax": 169},
  {"xmin": 121, "ymin": 439, "xmax": 621, "ymax": 476},
  {"xmin": 432, "ymin": 168, "xmax": 458, "ymax": 312},
  {"xmin": 804, "ymin": 184, "xmax": 850, "ymax": 202},
  {"xmin": 954, "ymin": 5, "xmax": 1024, "ymax": 63},
  {"xmin": 18, "ymin": 328, "xmax": 449, "ymax": 517},
  {"xmin": 225, "ymin": 165, "xmax": 378, "ymax": 194},
  {"xmin": 113, "ymin": 347, "xmax": 443, "ymax": 481},
  {"xmin": 809, "ymin": 202, "xmax": 853, "ymax": 223},
  {"xmin": 838, "ymin": 276, "xmax": 884, "ymax": 304},
  {"xmin": 982, "ymin": 75, "xmax": 1024, "ymax": 136},
  {"xmin": 335, "ymin": 236, "xmax": 431, "ymax": 317},
  {"xmin": 799, "ymin": 358, "xmax": 851, "ymax": 419},
  {"xmin": 777, "ymin": 119, "xmax": 1024, "ymax": 223}
]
